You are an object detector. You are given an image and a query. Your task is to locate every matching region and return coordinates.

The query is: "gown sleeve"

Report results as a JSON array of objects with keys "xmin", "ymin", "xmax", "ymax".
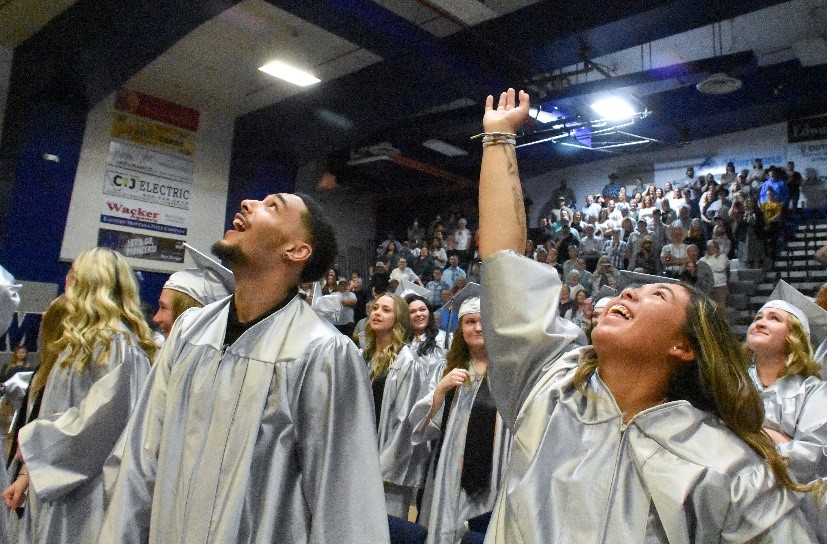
[
  {"xmin": 480, "ymin": 250, "xmax": 585, "ymax": 430},
  {"xmin": 777, "ymin": 380, "xmax": 827, "ymax": 484},
  {"xmin": 293, "ymin": 335, "xmax": 390, "ymax": 543},
  {"xmin": 97, "ymin": 329, "xmax": 177, "ymax": 544},
  {"xmin": 0, "ymin": 265, "xmax": 21, "ymax": 336},
  {"xmin": 19, "ymin": 334, "xmax": 151, "ymax": 502},
  {"xmin": 409, "ymin": 365, "xmax": 447, "ymax": 445}
]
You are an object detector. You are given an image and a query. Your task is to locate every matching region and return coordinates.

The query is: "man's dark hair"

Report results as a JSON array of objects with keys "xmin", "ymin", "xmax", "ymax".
[{"xmin": 295, "ymin": 192, "xmax": 337, "ymax": 283}]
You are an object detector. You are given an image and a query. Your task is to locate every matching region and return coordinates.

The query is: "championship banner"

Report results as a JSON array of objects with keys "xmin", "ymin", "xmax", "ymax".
[
  {"xmin": 103, "ymin": 170, "xmax": 192, "ymax": 210},
  {"xmin": 112, "ymin": 113, "xmax": 196, "ymax": 156},
  {"xmin": 100, "ymin": 196, "xmax": 188, "ymax": 236},
  {"xmin": 107, "ymin": 140, "xmax": 194, "ymax": 183},
  {"xmin": 97, "ymin": 228, "xmax": 186, "ymax": 263}
]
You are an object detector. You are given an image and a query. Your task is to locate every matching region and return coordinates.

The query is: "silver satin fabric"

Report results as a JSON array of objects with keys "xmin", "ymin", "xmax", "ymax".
[
  {"xmin": 375, "ymin": 345, "xmax": 431, "ymax": 489},
  {"xmin": 17, "ymin": 331, "xmax": 151, "ymax": 544},
  {"xmin": 480, "ymin": 250, "xmax": 819, "ymax": 543},
  {"xmin": 99, "ymin": 296, "xmax": 389, "ymax": 544},
  {"xmin": 749, "ymin": 367, "xmax": 827, "ymax": 483},
  {"xmin": 411, "ymin": 363, "xmax": 511, "ymax": 544}
]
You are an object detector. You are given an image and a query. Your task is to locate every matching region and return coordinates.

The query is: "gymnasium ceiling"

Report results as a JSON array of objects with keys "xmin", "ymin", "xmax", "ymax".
[{"xmin": 3, "ymin": 0, "xmax": 827, "ymax": 194}]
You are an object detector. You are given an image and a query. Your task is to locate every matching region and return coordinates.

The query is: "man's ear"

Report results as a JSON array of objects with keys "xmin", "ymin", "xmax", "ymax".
[{"xmin": 285, "ymin": 241, "xmax": 312, "ymax": 264}]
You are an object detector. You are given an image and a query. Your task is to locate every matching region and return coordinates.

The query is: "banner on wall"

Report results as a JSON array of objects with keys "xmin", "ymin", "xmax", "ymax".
[
  {"xmin": 787, "ymin": 113, "xmax": 827, "ymax": 206},
  {"xmin": 100, "ymin": 196, "xmax": 188, "ymax": 236},
  {"xmin": 107, "ymin": 140, "xmax": 194, "ymax": 183},
  {"xmin": 103, "ymin": 170, "xmax": 192, "ymax": 210},
  {"xmin": 114, "ymin": 88, "xmax": 200, "ymax": 132},
  {"xmin": 97, "ymin": 228, "xmax": 186, "ymax": 263},
  {"xmin": 112, "ymin": 113, "xmax": 197, "ymax": 156}
]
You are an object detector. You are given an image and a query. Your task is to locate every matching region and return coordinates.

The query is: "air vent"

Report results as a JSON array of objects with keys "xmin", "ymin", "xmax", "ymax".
[{"xmin": 696, "ymin": 73, "xmax": 743, "ymax": 94}]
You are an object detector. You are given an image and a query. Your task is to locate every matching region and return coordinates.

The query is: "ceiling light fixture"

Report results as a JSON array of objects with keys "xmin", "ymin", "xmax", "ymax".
[
  {"xmin": 259, "ymin": 61, "xmax": 320, "ymax": 86},
  {"xmin": 590, "ymin": 97, "xmax": 635, "ymax": 121}
]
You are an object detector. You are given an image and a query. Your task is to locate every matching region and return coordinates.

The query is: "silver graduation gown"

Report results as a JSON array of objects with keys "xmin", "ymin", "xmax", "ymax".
[
  {"xmin": 749, "ymin": 367, "xmax": 827, "ymax": 483},
  {"xmin": 411, "ymin": 364, "xmax": 511, "ymax": 544},
  {"xmin": 99, "ymin": 295, "xmax": 389, "ymax": 544},
  {"xmin": 480, "ymin": 250, "xmax": 818, "ymax": 543},
  {"xmin": 18, "ymin": 331, "xmax": 151, "ymax": 544},
  {"xmin": 375, "ymin": 345, "xmax": 431, "ymax": 489}
]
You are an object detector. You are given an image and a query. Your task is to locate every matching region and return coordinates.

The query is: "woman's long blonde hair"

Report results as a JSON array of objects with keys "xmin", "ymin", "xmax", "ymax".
[
  {"xmin": 55, "ymin": 248, "xmax": 156, "ymax": 373},
  {"xmin": 574, "ymin": 284, "xmax": 820, "ymax": 496},
  {"xmin": 29, "ymin": 295, "xmax": 69, "ymax": 397},
  {"xmin": 364, "ymin": 294, "xmax": 411, "ymax": 380},
  {"xmin": 779, "ymin": 317, "xmax": 820, "ymax": 379}
]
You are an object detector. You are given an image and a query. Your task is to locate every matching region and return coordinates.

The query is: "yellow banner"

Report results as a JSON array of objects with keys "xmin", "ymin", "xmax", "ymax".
[{"xmin": 111, "ymin": 113, "xmax": 196, "ymax": 156}]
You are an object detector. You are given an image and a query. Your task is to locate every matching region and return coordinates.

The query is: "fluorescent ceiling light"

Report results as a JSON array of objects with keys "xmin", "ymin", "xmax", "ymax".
[
  {"xmin": 422, "ymin": 139, "xmax": 468, "ymax": 157},
  {"xmin": 529, "ymin": 107, "xmax": 557, "ymax": 124},
  {"xmin": 259, "ymin": 61, "xmax": 320, "ymax": 86},
  {"xmin": 591, "ymin": 97, "xmax": 635, "ymax": 121}
]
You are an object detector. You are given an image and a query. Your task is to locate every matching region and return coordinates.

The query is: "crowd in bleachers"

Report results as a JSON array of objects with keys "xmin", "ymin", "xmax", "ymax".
[{"xmin": 318, "ymin": 159, "xmax": 807, "ymax": 341}]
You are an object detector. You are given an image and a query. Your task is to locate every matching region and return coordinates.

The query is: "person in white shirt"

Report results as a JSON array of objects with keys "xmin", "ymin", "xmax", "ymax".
[
  {"xmin": 700, "ymin": 240, "xmax": 729, "ymax": 307},
  {"xmin": 390, "ymin": 258, "xmax": 423, "ymax": 286}
]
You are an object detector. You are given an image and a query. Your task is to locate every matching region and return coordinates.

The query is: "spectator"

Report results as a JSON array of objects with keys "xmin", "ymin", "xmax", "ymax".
[
  {"xmin": 720, "ymin": 162, "xmax": 737, "ymax": 187},
  {"xmin": 550, "ymin": 179, "xmax": 576, "ymax": 208},
  {"xmin": 558, "ymin": 284, "xmax": 574, "ymax": 318},
  {"xmin": 710, "ymin": 220, "xmax": 732, "ymax": 259},
  {"xmin": 426, "ymin": 268, "xmax": 449, "ymax": 308},
  {"xmin": 570, "ymin": 211, "xmax": 585, "ymax": 234},
  {"xmin": 633, "ymin": 236, "xmax": 658, "ymax": 274},
  {"xmin": 701, "ymin": 240, "xmax": 730, "ymax": 307},
  {"xmin": 602, "ymin": 173, "xmax": 622, "ymax": 200},
  {"xmin": 761, "ymin": 187, "xmax": 784, "ymax": 262},
  {"xmin": 430, "ymin": 238, "xmax": 448, "ymax": 270},
  {"xmin": 748, "ymin": 158, "xmax": 765, "ymax": 187},
  {"xmin": 408, "ymin": 219, "xmax": 426, "ymax": 247},
  {"xmin": 580, "ymin": 195, "xmax": 602, "ymax": 222},
  {"xmin": 625, "ymin": 219, "xmax": 648, "ymax": 270},
  {"xmin": 335, "ymin": 278, "xmax": 358, "ymax": 337},
  {"xmin": 370, "ymin": 261, "xmax": 391, "ymax": 297},
  {"xmin": 578, "ymin": 224, "xmax": 602, "ymax": 272},
  {"xmin": 454, "ymin": 218, "xmax": 473, "ymax": 267},
  {"xmin": 685, "ymin": 244, "xmax": 713, "ymax": 294},
  {"xmin": 684, "ymin": 218, "xmax": 707, "ymax": 256},
  {"xmin": 442, "ymin": 255, "xmax": 466, "ymax": 291},
  {"xmin": 410, "ymin": 243, "xmax": 436, "ymax": 282},
  {"xmin": 604, "ymin": 228, "xmax": 627, "ymax": 270},
  {"xmin": 379, "ymin": 232, "xmax": 403, "ymax": 256},
  {"xmin": 759, "ymin": 167, "xmax": 790, "ymax": 208},
  {"xmin": 381, "ymin": 242, "xmax": 400, "ymax": 269},
  {"xmin": 661, "ymin": 225, "xmax": 690, "ymax": 277},
  {"xmin": 591, "ymin": 256, "xmax": 619, "ymax": 293},
  {"xmin": 786, "ymin": 161, "xmax": 803, "ymax": 212},
  {"xmin": 390, "ymin": 258, "xmax": 423, "ymax": 287}
]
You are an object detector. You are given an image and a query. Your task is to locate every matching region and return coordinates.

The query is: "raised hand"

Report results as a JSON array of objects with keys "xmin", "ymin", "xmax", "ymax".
[
  {"xmin": 483, "ymin": 88, "xmax": 530, "ymax": 135},
  {"xmin": 436, "ymin": 368, "xmax": 470, "ymax": 397}
]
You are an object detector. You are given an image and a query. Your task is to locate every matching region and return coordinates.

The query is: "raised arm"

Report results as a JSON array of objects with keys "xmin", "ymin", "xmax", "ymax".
[{"xmin": 478, "ymin": 88, "xmax": 531, "ymax": 259}]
